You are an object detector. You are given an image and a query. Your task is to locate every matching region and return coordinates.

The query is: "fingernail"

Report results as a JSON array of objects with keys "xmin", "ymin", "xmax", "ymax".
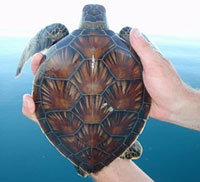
[
  {"xmin": 23, "ymin": 99, "xmax": 29, "ymax": 109},
  {"xmin": 132, "ymin": 28, "xmax": 142, "ymax": 38},
  {"xmin": 31, "ymin": 53, "xmax": 39, "ymax": 59},
  {"xmin": 132, "ymin": 28, "xmax": 161, "ymax": 53},
  {"xmin": 23, "ymin": 94, "xmax": 30, "ymax": 108}
]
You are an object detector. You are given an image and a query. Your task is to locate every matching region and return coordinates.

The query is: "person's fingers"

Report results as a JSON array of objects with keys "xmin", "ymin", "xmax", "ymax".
[
  {"xmin": 130, "ymin": 28, "xmax": 155, "ymax": 61},
  {"xmin": 22, "ymin": 94, "xmax": 39, "ymax": 125},
  {"xmin": 130, "ymin": 28, "xmax": 171, "ymax": 75},
  {"xmin": 31, "ymin": 53, "xmax": 45, "ymax": 75}
]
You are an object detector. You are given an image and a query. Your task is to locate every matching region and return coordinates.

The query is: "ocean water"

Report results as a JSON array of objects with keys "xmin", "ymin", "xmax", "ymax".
[{"xmin": 0, "ymin": 34, "xmax": 200, "ymax": 182}]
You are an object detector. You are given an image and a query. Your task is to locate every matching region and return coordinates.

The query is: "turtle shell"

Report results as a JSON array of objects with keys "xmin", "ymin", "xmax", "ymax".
[{"xmin": 33, "ymin": 29, "xmax": 151, "ymax": 174}]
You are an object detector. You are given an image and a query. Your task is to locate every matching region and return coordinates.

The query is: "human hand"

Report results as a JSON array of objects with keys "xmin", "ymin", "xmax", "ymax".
[{"xmin": 130, "ymin": 29, "xmax": 200, "ymax": 130}]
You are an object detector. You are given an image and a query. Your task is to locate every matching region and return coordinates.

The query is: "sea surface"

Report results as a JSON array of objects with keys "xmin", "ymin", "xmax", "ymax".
[{"xmin": 0, "ymin": 34, "xmax": 200, "ymax": 182}]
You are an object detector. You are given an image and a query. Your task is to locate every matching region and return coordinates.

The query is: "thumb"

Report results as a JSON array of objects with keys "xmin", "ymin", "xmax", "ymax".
[{"xmin": 130, "ymin": 28, "xmax": 161, "ymax": 69}]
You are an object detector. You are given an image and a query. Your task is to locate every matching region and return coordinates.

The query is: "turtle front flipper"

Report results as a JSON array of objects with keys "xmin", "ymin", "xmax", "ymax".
[
  {"xmin": 119, "ymin": 26, "xmax": 132, "ymax": 43},
  {"xmin": 15, "ymin": 23, "xmax": 69, "ymax": 78},
  {"xmin": 120, "ymin": 140, "xmax": 143, "ymax": 160}
]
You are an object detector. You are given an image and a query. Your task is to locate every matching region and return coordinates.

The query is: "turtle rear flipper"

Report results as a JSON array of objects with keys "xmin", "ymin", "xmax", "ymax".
[
  {"xmin": 15, "ymin": 23, "xmax": 69, "ymax": 78},
  {"xmin": 74, "ymin": 165, "xmax": 88, "ymax": 178},
  {"xmin": 120, "ymin": 140, "xmax": 143, "ymax": 159}
]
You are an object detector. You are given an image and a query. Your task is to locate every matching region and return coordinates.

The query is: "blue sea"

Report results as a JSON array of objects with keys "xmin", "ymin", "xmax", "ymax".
[{"xmin": 0, "ymin": 34, "xmax": 200, "ymax": 182}]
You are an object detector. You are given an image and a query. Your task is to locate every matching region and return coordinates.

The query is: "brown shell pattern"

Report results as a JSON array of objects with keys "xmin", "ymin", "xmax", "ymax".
[{"xmin": 33, "ymin": 29, "xmax": 151, "ymax": 174}]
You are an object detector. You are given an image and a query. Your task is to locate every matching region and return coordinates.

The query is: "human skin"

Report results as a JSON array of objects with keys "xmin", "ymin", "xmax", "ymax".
[
  {"xmin": 22, "ymin": 28, "xmax": 200, "ymax": 182},
  {"xmin": 130, "ymin": 29, "xmax": 200, "ymax": 131}
]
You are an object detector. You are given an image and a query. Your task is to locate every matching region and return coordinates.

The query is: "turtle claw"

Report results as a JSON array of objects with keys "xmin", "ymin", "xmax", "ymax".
[{"xmin": 15, "ymin": 23, "xmax": 69, "ymax": 78}]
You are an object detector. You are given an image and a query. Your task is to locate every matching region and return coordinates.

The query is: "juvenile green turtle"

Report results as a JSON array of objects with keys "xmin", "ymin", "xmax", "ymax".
[{"xmin": 16, "ymin": 4, "xmax": 151, "ymax": 177}]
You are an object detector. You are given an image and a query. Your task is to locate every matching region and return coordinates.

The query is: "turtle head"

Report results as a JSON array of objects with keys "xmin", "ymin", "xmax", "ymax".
[{"xmin": 79, "ymin": 4, "xmax": 109, "ymax": 30}]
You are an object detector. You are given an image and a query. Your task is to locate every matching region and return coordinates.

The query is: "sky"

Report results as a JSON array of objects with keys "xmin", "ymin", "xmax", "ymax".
[{"xmin": 0, "ymin": 0, "xmax": 200, "ymax": 37}]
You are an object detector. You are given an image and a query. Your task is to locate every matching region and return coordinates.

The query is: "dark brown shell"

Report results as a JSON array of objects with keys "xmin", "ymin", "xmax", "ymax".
[{"xmin": 33, "ymin": 29, "xmax": 151, "ymax": 174}]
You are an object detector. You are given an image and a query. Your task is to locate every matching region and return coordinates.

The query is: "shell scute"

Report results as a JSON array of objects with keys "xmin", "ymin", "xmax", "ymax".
[
  {"xmin": 104, "ymin": 29, "xmax": 115, "ymax": 36},
  {"xmin": 81, "ymin": 29, "xmax": 106, "ymax": 35},
  {"xmin": 56, "ymin": 144, "xmax": 72, "ymax": 157},
  {"xmin": 80, "ymin": 148, "xmax": 108, "ymax": 166},
  {"xmin": 71, "ymin": 35, "xmax": 115, "ymax": 59},
  {"xmin": 77, "ymin": 124, "xmax": 109, "ymax": 147},
  {"xmin": 124, "ymin": 132, "xmax": 138, "ymax": 146},
  {"xmin": 104, "ymin": 47, "xmax": 142, "ymax": 79},
  {"xmin": 40, "ymin": 79, "xmax": 81, "ymax": 111},
  {"xmin": 47, "ymin": 132, "xmax": 61, "ymax": 146},
  {"xmin": 56, "ymin": 34, "xmax": 74, "ymax": 50},
  {"xmin": 47, "ymin": 112, "xmax": 83, "ymax": 136},
  {"xmin": 71, "ymin": 60, "xmax": 115, "ymax": 94},
  {"xmin": 138, "ymin": 103, "xmax": 151, "ymax": 119},
  {"xmin": 103, "ymin": 80, "xmax": 143, "ymax": 111},
  {"xmin": 35, "ymin": 103, "xmax": 45, "ymax": 119},
  {"xmin": 39, "ymin": 119, "xmax": 52, "ymax": 134},
  {"xmin": 97, "ymin": 136, "xmax": 125, "ymax": 153},
  {"xmin": 72, "ymin": 95, "xmax": 113, "ymax": 123},
  {"xmin": 113, "ymin": 144, "xmax": 129, "ymax": 157},
  {"xmin": 102, "ymin": 111, "xmax": 137, "ymax": 136},
  {"xmin": 80, "ymin": 162, "xmax": 105, "ymax": 174},
  {"xmin": 61, "ymin": 136, "xmax": 87, "ymax": 154},
  {"xmin": 45, "ymin": 46, "xmax": 83, "ymax": 79}
]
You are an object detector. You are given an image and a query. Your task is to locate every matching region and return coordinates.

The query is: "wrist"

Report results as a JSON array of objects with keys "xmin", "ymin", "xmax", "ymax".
[
  {"xmin": 169, "ymin": 84, "xmax": 200, "ymax": 130},
  {"xmin": 91, "ymin": 158, "xmax": 153, "ymax": 182}
]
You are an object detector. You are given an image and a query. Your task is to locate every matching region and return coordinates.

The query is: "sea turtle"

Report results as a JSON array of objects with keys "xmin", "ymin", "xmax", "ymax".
[{"xmin": 16, "ymin": 4, "xmax": 151, "ymax": 177}]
